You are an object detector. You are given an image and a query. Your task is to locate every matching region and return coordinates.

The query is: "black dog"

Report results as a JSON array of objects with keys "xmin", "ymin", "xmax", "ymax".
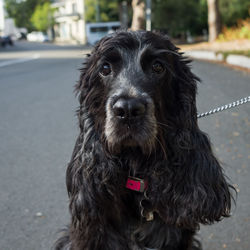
[{"xmin": 55, "ymin": 31, "xmax": 233, "ymax": 250}]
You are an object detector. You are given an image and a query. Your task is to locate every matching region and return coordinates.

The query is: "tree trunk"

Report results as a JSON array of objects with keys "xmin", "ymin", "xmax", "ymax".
[
  {"xmin": 207, "ymin": 0, "xmax": 221, "ymax": 42},
  {"xmin": 131, "ymin": 0, "xmax": 145, "ymax": 30}
]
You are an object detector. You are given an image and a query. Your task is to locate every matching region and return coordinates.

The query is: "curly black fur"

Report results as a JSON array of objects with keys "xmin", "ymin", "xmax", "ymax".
[{"xmin": 55, "ymin": 31, "xmax": 234, "ymax": 250}]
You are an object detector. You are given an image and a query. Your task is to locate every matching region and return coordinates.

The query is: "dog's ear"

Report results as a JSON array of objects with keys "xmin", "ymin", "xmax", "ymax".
[
  {"xmin": 75, "ymin": 35, "xmax": 115, "ymax": 101},
  {"xmin": 153, "ymin": 53, "xmax": 233, "ymax": 229}
]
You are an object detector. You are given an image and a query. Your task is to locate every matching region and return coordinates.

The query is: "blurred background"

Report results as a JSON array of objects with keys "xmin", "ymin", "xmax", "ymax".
[
  {"xmin": 0, "ymin": 1, "xmax": 249, "ymax": 250},
  {"xmin": 0, "ymin": 0, "xmax": 249, "ymax": 46}
]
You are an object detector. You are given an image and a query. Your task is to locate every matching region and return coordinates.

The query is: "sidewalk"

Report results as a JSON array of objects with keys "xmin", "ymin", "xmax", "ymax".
[{"xmin": 179, "ymin": 40, "xmax": 250, "ymax": 70}]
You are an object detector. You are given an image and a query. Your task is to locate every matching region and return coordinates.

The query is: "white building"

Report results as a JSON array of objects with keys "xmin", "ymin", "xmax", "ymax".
[
  {"xmin": 0, "ymin": 0, "xmax": 5, "ymax": 35},
  {"xmin": 53, "ymin": 0, "xmax": 86, "ymax": 44}
]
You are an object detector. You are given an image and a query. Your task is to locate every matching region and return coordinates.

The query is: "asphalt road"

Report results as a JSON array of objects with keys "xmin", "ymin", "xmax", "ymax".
[{"xmin": 0, "ymin": 41, "xmax": 249, "ymax": 250}]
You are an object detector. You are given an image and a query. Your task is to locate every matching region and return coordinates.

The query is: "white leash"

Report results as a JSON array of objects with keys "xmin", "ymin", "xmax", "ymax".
[{"xmin": 197, "ymin": 96, "xmax": 250, "ymax": 118}]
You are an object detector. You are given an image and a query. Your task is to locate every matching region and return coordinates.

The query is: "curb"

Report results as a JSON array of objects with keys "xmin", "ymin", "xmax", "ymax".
[
  {"xmin": 185, "ymin": 50, "xmax": 250, "ymax": 70},
  {"xmin": 226, "ymin": 54, "xmax": 250, "ymax": 69}
]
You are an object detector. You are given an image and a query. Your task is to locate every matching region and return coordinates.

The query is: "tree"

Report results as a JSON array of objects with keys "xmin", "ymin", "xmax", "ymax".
[
  {"xmin": 152, "ymin": 0, "xmax": 208, "ymax": 37},
  {"xmin": 30, "ymin": 2, "xmax": 54, "ymax": 32},
  {"xmin": 85, "ymin": 0, "xmax": 119, "ymax": 22},
  {"xmin": 219, "ymin": 0, "xmax": 250, "ymax": 27},
  {"xmin": 5, "ymin": 0, "xmax": 39, "ymax": 31},
  {"xmin": 207, "ymin": 0, "xmax": 221, "ymax": 42},
  {"xmin": 131, "ymin": 0, "xmax": 145, "ymax": 30}
]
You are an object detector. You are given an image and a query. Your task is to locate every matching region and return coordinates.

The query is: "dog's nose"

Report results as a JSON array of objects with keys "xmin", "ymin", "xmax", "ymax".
[{"xmin": 113, "ymin": 98, "xmax": 146, "ymax": 119}]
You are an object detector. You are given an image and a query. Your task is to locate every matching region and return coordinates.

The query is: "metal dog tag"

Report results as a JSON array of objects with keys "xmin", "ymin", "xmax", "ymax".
[{"xmin": 145, "ymin": 211, "xmax": 154, "ymax": 221}]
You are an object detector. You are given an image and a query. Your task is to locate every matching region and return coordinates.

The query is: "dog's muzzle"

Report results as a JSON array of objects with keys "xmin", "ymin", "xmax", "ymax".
[
  {"xmin": 112, "ymin": 97, "xmax": 146, "ymax": 121},
  {"xmin": 105, "ymin": 91, "xmax": 157, "ymax": 153}
]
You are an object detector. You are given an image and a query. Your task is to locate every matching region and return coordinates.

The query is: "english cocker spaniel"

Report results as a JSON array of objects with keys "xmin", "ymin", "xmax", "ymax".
[{"xmin": 55, "ymin": 31, "xmax": 233, "ymax": 250}]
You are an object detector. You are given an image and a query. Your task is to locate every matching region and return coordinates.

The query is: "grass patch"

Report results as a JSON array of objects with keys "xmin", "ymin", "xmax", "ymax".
[{"xmin": 218, "ymin": 50, "xmax": 250, "ymax": 59}]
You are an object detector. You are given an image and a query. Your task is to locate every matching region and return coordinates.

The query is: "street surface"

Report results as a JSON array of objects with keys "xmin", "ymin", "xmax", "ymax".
[{"xmin": 0, "ymin": 41, "xmax": 249, "ymax": 250}]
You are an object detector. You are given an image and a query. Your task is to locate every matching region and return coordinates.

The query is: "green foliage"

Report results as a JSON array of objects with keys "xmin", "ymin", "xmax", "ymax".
[
  {"xmin": 151, "ymin": 0, "xmax": 249, "ymax": 36},
  {"xmin": 152, "ymin": 0, "xmax": 208, "ymax": 36},
  {"xmin": 218, "ymin": 18, "xmax": 250, "ymax": 41},
  {"xmin": 5, "ymin": 0, "xmax": 39, "ymax": 31},
  {"xmin": 219, "ymin": 0, "xmax": 250, "ymax": 27},
  {"xmin": 30, "ymin": 2, "xmax": 55, "ymax": 32},
  {"xmin": 85, "ymin": 0, "xmax": 119, "ymax": 22},
  {"xmin": 219, "ymin": 50, "xmax": 250, "ymax": 58},
  {"xmin": 5, "ymin": 0, "xmax": 250, "ymax": 37}
]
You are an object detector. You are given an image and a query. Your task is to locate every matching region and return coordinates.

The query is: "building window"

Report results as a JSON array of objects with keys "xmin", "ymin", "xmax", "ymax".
[
  {"xmin": 90, "ymin": 27, "xmax": 108, "ymax": 33},
  {"xmin": 72, "ymin": 3, "xmax": 76, "ymax": 13}
]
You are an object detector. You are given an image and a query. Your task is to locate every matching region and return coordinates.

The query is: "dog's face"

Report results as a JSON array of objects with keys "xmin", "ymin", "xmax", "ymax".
[
  {"xmin": 78, "ymin": 31, "xmax": 197, "ymax": 155},
  {"xmin": 102, "ymin": 39, "xmax": 168, "ymax": 153},
  {"xmin": 80, "ymin": 31, "xmax": 183, "ymax": 154}
]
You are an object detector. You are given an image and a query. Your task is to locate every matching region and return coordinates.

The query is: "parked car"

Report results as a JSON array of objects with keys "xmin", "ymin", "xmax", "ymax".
[
  {"xmin": 27, "ymin": 31, "xmax": 49, "ymax": 42},
  {"xmin": 86, "ymin": 22, "xmax": 120, "ymax": 45},
  {"xmin": 0, "ymin": 35, "xmax": 14, "ymax": 47}
]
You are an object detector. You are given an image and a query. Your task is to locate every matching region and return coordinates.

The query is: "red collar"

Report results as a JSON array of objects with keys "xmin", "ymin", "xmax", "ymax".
[{"xmin": 126, "ymin": 176, "xmax": 148, "ymax": 192}]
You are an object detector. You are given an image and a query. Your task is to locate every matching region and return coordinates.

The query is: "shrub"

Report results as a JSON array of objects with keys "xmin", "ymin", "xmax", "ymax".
[{"xmin": 218, "ymin": 18, "xmax": 250, "ymax": 41}]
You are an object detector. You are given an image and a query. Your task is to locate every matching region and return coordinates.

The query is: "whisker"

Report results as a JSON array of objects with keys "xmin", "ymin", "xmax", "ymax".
[
  {"xmin": 156, "ymin": 121, "xmax": 170, "ymax": 128},
  {"xmin": 153, "ymin": 135, "xmax": 167, "ymax": 161},
  {"xmin": 154, "ymin": 49, "xmax": 180, "ymax": 57},
  {"xmin": 164, "ymin": 62, "xmax": 176, "ymax": 77},
  {"xmin": 156, "ymin": 121, "xmax": 175, "ymax": 131}
]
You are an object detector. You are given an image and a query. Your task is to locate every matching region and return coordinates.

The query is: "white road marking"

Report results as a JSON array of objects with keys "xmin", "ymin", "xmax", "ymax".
[{"xmin": 0, "ymin": 54, "xmax": 40, "ymax": 68}]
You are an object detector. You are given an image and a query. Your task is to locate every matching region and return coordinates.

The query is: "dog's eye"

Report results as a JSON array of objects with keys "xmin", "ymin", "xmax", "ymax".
[
  {"xmin": 100, "ymin": 63, "xmax": 111, "ymax": 76},
  {"xmin": 152, "ymin": 61, "xmax": 164, "ymax": 74}
]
